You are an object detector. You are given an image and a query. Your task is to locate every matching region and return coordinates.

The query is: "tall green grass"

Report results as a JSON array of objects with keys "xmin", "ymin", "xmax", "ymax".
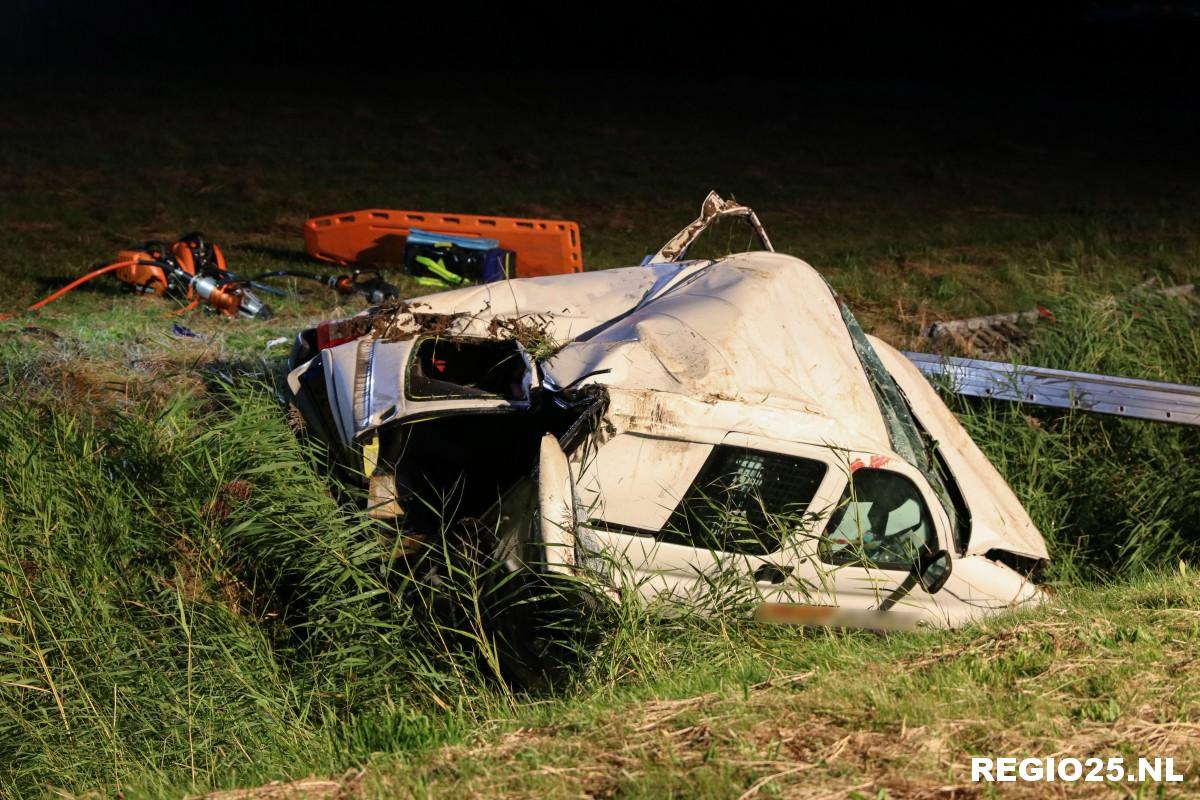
[
  {"xmin": 0, "ymin": 373, "xmax": 768, "ymax": 798},
  {"xmin": 0, "ymin": 380, "xmax": 500, "ymax": 797},
  {"xmin": 0, "ymin": 286, "xmax": 1196, "ymax": 797},
  {"xmin": 951, "ymin": 288, "xmax": 1200, "ymax": 581}
]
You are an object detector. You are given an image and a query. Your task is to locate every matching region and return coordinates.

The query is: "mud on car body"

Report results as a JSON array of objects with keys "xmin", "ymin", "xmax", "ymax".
[{"xmin": 286, "ymin": 194, "xmax": 1049, "ymax": 649}]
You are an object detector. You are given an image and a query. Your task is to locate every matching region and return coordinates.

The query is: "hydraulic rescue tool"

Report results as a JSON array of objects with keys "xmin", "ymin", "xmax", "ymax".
[{"xmin": 28, "ymin": 233, "xmax": 271, "ymax": 319}]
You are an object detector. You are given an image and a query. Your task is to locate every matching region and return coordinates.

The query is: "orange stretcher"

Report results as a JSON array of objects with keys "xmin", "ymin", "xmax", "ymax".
[{"xmin": 304, "ymin": 208, "xmax": 583, "ymax": 278}]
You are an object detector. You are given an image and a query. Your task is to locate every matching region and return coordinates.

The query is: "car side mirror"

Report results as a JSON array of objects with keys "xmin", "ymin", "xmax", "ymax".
[{"xmin": 913, "ymin": 549, "xmax": 952, "ymax": 594}]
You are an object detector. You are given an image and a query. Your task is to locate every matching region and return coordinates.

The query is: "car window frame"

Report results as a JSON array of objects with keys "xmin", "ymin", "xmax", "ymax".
[
  {"xmin": 576, "ymin": 431, "xmax": 846, "ymax": 560},
  {"xmin": 403, "ymin": 335, "xmax": 535, "ymax": 403},
  {"xmin": 653, "ymin": 443, "xmax": 831, "ymax": 556},
  {"xmin": 814, "ymin": 457, "xmax": 954, "ymax": 573}
]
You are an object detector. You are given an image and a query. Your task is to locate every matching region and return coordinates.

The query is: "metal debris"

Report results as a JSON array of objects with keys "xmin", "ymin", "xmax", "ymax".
[{"xmin": 921, "ymin": 283, "xmax": 1195, "ymax": 357}]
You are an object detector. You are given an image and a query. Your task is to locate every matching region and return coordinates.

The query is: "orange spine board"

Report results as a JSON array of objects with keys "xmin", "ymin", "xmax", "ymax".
[{"xmin": 303, "ymin": 208, "xmax": 583, "ymax": 277}]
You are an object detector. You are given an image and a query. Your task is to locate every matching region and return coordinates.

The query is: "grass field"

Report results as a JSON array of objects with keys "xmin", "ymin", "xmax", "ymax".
[{"xmin": 1, "ymin": 82, "xmax": 1199, "ymax": 798}]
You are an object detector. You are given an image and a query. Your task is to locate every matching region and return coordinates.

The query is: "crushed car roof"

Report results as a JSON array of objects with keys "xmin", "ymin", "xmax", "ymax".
[
  {"xmin": 543, "ymin": 253, "xmax": 894, "ymax": 454},
  {"xmin": 344, "ymin": 253, "xmax": 897, "ymax": 457}
]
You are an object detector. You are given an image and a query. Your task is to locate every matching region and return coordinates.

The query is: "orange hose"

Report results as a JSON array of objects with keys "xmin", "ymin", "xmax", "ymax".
[
  {"xmin": 27, "ymin": 261, "xmax": 141, "ymax": 312},
  {"xmin": 169, "ymin": 297, "xmax": 200, "ymax": 316}
]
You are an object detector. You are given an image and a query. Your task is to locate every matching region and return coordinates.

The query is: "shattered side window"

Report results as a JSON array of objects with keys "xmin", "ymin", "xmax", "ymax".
[
  {"xmin": 406, "ymin": 337, "xmax": 529, "ymax": 401},
  {"xmin": 659, "ymin": 446, "xmax": 827, "ymax": 556}
]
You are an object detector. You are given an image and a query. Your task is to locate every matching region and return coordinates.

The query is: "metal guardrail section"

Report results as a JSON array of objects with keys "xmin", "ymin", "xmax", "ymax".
[{"xmin": 903, "ymin": 351, "xmax": 1200, "ymax": 427}]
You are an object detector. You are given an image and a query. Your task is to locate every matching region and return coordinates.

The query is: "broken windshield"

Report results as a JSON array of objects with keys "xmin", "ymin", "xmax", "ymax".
[{"xmin": 837, "ymin": 301, "xmax": 963, "ymax": 548}]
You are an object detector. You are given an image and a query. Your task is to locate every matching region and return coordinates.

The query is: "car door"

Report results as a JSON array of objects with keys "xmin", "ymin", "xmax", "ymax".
[
  {"xmin": 796, "ymin": 455, "xmax": 958, "ymax": 628},
  {"xmin": 573, "ymin": 431, "xmax": 842, "ymax": 607}
]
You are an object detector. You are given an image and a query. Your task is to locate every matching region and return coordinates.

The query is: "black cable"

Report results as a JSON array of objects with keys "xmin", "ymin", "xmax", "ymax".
[
  {"xmin": 247, "ymin": 269, "xmax": 331, "ymax": 284},
  {"xmin": 248, "ymin": 268, "xmax": 399, "ymax": 302}
]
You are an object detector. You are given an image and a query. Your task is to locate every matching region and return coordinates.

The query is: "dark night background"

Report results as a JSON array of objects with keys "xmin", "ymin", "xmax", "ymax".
[
  {"xmin": 1, "ymin": 1, "xmax": 1198, "ymax": 319},
  {"xmin": 3, "ymin": 3, "xmax": 1198, "ymax": 140}
]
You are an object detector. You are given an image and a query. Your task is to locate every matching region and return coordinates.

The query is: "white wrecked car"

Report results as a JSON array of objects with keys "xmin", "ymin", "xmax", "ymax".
[{"xmin": 287, "ymin": 193, "xmax": 1047, "ymax": 641}]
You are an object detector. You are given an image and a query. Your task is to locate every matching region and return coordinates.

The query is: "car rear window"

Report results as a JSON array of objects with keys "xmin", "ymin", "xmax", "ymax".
[{"xmin": 580, "ymin": 435, "xmax": 827, "ymax": 555}]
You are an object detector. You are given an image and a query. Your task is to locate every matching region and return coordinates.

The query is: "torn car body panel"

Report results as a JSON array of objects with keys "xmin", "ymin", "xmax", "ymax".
[
  {"xmin": 646, "ymin": 191, "xmax": 774, "ymax": 264},
  {"xmin": 536, "ymin": 434, "xmax": 578, "ymax": 575},
  {"xmin": 288, "ymin": 260, "xmax": 706, "ymax": 452},
  {"xmin": 287, "ymin": 194, "xmax": 1049, "ymax": 631},
  {"xmin": 315, "ymin": 335, "xmax": 538, "ymax": 446},
  {"xmin": 872, "ymin": 340, "xmax": 1049, "ymax": 562}
]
